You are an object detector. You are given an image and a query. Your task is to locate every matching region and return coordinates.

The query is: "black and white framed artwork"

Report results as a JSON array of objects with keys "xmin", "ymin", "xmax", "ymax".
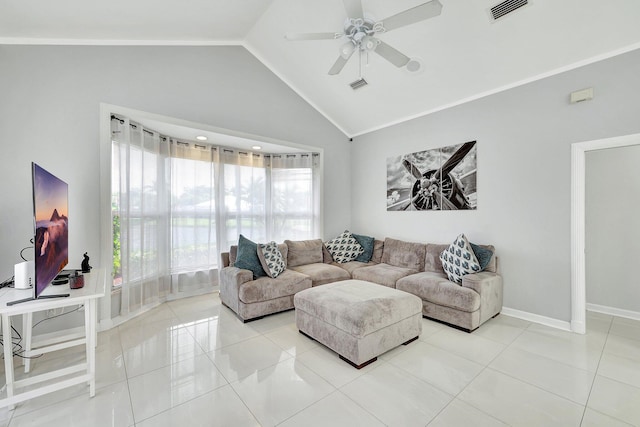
[{"xmin": 386, "ymin": 140, "xmax": 477, "ymax": 211}]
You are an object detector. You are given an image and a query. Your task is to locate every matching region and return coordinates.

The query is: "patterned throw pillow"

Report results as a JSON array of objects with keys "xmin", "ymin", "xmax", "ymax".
[
  {"xmin": 257, "ymin": 241, "xmax": 286, "ymax": 278},
  {"xmin": 439, "ymin": 234, "xmax": 482, "ymax": 284},
  {"xmin": 234, "ymin": 234, "xmax": 267, "ymax": 279},
  {"xmin": 324, "ymin": 230, "xmax": 365, "ymax": 263}
]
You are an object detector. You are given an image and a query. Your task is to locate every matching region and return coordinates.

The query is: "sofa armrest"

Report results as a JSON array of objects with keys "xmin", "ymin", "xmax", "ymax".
[
  {"xmin": 219, "ymin": 266, "xmax": 253, "ymax": 313},
  {"xmin": 462, "ymin": 271, "xmax": 503, "ymax": 324}
]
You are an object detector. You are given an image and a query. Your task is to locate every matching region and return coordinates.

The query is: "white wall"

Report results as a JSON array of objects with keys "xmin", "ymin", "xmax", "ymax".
[
  {"xmin": 351, "ymin": 48, "xmax": 640, "ymax": 323},
  {"xmin": 586, "ymin": 145, "xmax": 640, "ymax": 313},
  {"xmin": 0, "ymin": 45, "xmax": 350, "ymax": 282}
]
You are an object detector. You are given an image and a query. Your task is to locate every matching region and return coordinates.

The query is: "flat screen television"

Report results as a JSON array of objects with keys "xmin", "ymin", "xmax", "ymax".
[
  {"xmin": 32, "ymin": 162, "xmax": 69, "ymax": 298},
  {"xmin": 7, "ymin": 163, "xmax": 70, "ymax": 306}
]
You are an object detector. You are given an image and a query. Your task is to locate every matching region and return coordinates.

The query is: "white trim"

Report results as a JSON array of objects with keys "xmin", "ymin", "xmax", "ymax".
[
  {"xmin": 571, "ymin": 133, "xmax": 640, "ymax": 334},
  {"xmin": 502, "ymin": 307, "xmax": 572, "ymax": 332},
  {"xmin": 4, "ymin": 39, "xmax": 639, "ymax": 138},
  {"xmin": 350, "ymin": 42, "xmax": 640, "ymax": 137},
  {"xmin": 587, "ymin": 303, "xmax": 640, "ymax": 322},
  {"xmin": 241, "ymin": 41, "xmax": 352, "ymax": 138}
]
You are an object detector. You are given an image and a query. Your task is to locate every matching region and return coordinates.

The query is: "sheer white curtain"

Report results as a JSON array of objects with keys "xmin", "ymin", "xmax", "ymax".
[
  {"xmin": 111, "ymin": 115, "xmax": 321, "ymax": 320},
  {"xmin": 111, "ymin": 117, "xmax": 170, "ymax": 317},
  {"xmin": 169, "ymin": 141, "xmax": 219, "ymax": 297},
  {"xmin": 218, "ymin": 149, "xmax": 268, "ymax": 251},
  {"xmin": 269, "ymin": 153, "xmax": 320, "ymax": 242}
]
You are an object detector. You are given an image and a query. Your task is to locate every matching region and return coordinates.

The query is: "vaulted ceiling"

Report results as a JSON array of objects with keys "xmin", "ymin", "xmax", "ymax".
[{"xmin": 2, "ymin": 0, "xmax": 640, "ymax": 137}]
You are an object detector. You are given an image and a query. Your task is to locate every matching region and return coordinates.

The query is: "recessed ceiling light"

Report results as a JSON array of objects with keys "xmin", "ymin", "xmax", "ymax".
[
  {"xmin": 195, "ymin": 135, "xmax": 208, "ymax": 141},
  {"xmin": 252, "ymin": 145, "xmax": 262, "ymax": 150}
]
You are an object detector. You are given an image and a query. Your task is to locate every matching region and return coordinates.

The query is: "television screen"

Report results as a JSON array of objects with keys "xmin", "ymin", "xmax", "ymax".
[{"xmin": 32, "ymin": 163, "xmax": 69, "ymax": 298}]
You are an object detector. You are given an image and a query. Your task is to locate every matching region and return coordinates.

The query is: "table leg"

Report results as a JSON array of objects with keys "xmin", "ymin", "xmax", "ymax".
[
  {"xmin": 2, "ymin": 314, "xmax": 15, "ymax": 410},
  {"xmin": 23, "ymin": 312, "xmax": 33, "ymax": 373},
  {"xmin": 85, "ymin": 300, "xmax": 96, "ymax": 397}
]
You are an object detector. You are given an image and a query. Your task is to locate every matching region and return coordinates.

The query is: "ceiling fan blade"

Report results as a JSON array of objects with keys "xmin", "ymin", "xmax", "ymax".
[
  {"xmin": 373, "ymin": 40, "xmax": 410, "ymax": 67},
  {"xmin": 328, "ymin": 50, "xmax": 354, "ymax": 75},
  {"xmin": 285, "ymin": 32, "xmax": 342, "ymax": 41},
  {"xmin": 343, "ymin": 0, "xmax": 364, "ymax": 18},
  {"xmin": 380, "ymin": 0, "xmax": 443, "ymax": 32}
]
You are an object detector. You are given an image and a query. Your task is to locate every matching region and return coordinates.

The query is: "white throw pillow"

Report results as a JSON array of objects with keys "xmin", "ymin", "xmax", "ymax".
[
  {"xmin": 257, "ymin": 241, "xmax": 286, "ymax": 278},
  {"xmin": 439, "ymin": 234, "xmax": 481, "ymax": 284},
  {"xmin": 324, "ymin": 230, "xmax": 364, "ymax": 263}
]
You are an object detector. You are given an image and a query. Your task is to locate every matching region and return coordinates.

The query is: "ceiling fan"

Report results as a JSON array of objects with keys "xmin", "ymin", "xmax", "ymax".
[{"xmin": 285, "ymin": 0, "xmax": 443, "ymax": 76}]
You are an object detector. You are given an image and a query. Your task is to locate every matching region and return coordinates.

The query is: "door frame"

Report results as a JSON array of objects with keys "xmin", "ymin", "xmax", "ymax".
[{"xmin": 570, "ymin": 132, "xmax": 640, "ymax": 333}]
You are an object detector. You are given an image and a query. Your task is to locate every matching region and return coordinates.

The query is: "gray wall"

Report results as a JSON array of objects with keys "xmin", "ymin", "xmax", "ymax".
[
  {"xmin": 586, "ymin": 145, "xmax": 640, "ymax": 313},
  {"xmin": 0, "ymin": 45, "xmax": 351, "ymax": 281},
  {"xmin": 350, "ymin": 48, "xmax": 640, "ymax": 322}
]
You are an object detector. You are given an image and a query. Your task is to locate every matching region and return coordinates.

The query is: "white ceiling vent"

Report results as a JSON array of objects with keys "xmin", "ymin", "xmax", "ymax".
[
  {"xmin": 350, "ymin": 78, "xmax": 368, "ymax": 90},
  {"xmin": 490, "ymin": 0, "xmax": 528, "ymax": 20}
]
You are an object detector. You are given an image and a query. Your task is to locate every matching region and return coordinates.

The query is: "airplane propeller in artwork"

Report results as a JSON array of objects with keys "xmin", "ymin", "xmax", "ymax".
[
  {"xmin": 387, "ymin": 141, "xmax": 477, "ymax": 211},
  {"xmin": 402, "ymin": 141, "xmax": 476, "ymax": 210},
  {"xmin": 285, "ymin": 0, "xmax": 443, "ymax": 75}
]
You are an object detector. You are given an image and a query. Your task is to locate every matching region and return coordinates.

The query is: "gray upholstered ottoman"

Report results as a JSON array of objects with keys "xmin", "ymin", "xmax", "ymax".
[{"xmin": 294, "ymin": 279, "xmax": 422, "ymax": 368}]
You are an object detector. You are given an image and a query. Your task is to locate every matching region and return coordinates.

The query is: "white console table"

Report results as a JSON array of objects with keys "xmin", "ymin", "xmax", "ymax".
[{"xmin": 0, "ymin": 269, "xmax": 105, "ymax": 409}]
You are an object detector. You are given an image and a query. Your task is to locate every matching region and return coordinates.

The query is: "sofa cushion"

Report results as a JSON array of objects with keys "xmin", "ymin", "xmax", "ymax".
[
  {"xmin": 352, "ymin": 263, "xmax": 418, "ymax": 288},
  {"xmin": 238, "ymin": 269, "xmax": 311, "ymax": 304},
  {"xmin": 289, "ymin": 263, "xmax": 350, "ymax": 287},
  {"xmin": 425, "ymin": 244, "xmax": 449, "ymax": 273},
  {"xmin": 396, "ymin": 272, "xmax": 481, "ymax": 313},
  {"xmin": 371, "ymin": 239, "xmax": 384, "ymax": 264},
  {"xmin": 234, "ymin": 235, "xmax": 267, "ymax": 279},
  {"xmin": 332, "ymin": 260, "xmax": 375, "ymax": 275},
  {"xmin": 322, "ymin": 244, "xmax": 334, "ymax": 263},
  {"xmin": 353, "ymin": 234, "xmax": 375, "ymax": 263},
  {"xmin": 257, "ymin": 241, "xmax": 286, "ymax": 278},
  {"xmin": 285, "ymin": 239, "xmax": 323, "ymax": 267},
  {"xmin": 381, "ymin": 238, "xmax": 426, "ymax": 271},
  {"xmin": 440, "ymin": 234, "xmax": 482, "ymax": 284},
  {"xmin": 324, "ymin": 230, "xmax": 364, "ymax": 263}
]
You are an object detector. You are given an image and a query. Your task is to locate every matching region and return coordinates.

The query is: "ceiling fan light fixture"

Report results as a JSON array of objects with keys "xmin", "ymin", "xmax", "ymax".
[
  {"xmin": 405, "ymin": 58, "xmax": 423, "ymax": 73},
  {"xmin": 340, "ymin": 42, "xmax": 356, "ymax": 58},
  {"xmin": 361, "ymin": 35, "xmax": 378, "ymax": 51}
]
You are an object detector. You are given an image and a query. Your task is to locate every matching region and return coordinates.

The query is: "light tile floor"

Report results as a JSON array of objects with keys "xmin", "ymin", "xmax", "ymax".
[{"xmin": 1, "ymin": 294, "xmax": 639, "ymax": 426}]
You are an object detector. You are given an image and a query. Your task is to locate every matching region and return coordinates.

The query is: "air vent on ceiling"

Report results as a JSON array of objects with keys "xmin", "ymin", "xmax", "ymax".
[
  {"xmin": 490, "ymin": 0, "xmax": 528, "ymax": 20},
  {"xmin": 350, "ymin": 78, "xmax": 368, "ymax": 90}
]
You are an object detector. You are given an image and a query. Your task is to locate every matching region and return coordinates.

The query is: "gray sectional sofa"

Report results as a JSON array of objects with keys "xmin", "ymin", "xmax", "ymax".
[{"xmin": 219, "ymin": 237, "xmax": 503, "ymax": 332}]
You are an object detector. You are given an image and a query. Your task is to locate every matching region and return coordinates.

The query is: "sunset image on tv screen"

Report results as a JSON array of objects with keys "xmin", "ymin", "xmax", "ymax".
[{"xmin": 33, "ymin": 163, "xmax": 69, "ymax": 297}]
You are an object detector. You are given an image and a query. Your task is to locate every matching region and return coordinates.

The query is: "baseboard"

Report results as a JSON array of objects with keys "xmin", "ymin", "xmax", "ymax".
[
  {"xmin": 586, "ymin": 303, "xmax": 640, "ymax": 321},
  {"xmin": 502, "ymin": 306, "xmax": 572, "ymax": 332}
]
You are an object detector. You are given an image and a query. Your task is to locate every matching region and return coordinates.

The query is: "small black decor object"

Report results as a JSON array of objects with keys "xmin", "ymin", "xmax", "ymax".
[{"xmin": 81, "ymin": 252, "xmax": 92, "ymax": 273}]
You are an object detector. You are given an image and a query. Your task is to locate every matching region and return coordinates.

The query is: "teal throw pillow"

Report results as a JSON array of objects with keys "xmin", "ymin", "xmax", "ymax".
[
  {"xmin": 470, "ymin": 243, "xmax": 493, "ymax": 271},
  {"xmin": 234, "ymin": 234, "xmax": 267, "ymax": 279},
  {"xmin": 353, "ymin": 234, "xmax": 375, "ymax": 263}
]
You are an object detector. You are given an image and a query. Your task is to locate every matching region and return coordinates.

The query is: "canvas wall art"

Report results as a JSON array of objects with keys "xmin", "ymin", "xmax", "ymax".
[{"xmin": 387, "ymin": 140, "xmax": 477, "ymax": 211}]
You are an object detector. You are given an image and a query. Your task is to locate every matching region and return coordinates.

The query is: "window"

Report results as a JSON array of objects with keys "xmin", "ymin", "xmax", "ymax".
[{"xmin": 110, "ymin": 115, "xmax": 320, "ymax": 316}]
